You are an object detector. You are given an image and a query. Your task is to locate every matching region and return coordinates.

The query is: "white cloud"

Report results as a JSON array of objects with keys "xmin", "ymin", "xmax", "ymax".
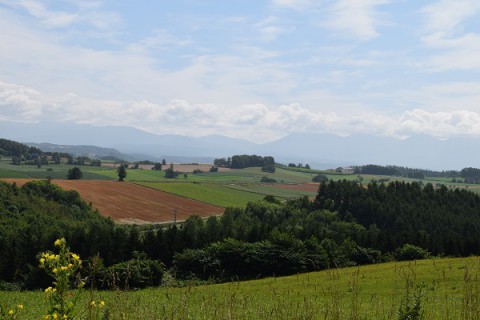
[
  {"xmin": 0, "ymin": 0, "xmax": 120, "ymax": 31},
  {"xmin": 130, "ymin": 29, "xmax": 192, "ymax": 52},
  {"xmin": 13, "ymin": 0, "xmax": 78, "ymax": 27},
  {"xmin": 420, "ymin": 0, "xmax": 480, "ymax": 71},
  {"xmin": 397, "ymin": 109, "xmax": 480, "ymax": 138},
  {"xmin": 324, "ymin": 0, "xmax": 390, "ymax": 41},
  {"xmin": 422, "ymin": 0, "xmax": 480, "ymax": 35},
  {"xmin": 254, "ymin": 16, "xmax": 294, "ymax": 41},
  {"xmin": 3, "ymin": 80, "xmax": 480, "ymax": 142},
  {"xmin": 272, "ymin": 0, "xmax": 314, "ymax": 10}
]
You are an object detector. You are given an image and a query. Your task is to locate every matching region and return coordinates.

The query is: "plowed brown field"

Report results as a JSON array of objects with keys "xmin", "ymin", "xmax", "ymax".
[{"xmin": 1, "ymin": 179, "xmax": 224, "ymax": 224}]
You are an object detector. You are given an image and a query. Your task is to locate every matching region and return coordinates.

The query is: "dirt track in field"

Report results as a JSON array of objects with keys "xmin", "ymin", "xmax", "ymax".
[
  {"xmin": 272, "ymin": 183, "xmax": 320, "ymax": 193},
  {"xmin": 1, "ymin": 179, "xmax": 224, "ymax": 224}
]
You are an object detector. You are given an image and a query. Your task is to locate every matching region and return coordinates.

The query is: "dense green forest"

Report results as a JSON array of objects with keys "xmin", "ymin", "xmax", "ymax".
[
  {"xmin": 0, "ymin": 138, "xmax": 42, "ymax": 158},
  {"xmin": 353, "ymin": 164, "xmax": 459, "ymax": 179},
  {"xmin": 2, "ymin": 178, "xmax": 480, "ymax": 290},
  {"xmin": 214, "ymin": 155, "xmax": 275, "ymax": 169}
]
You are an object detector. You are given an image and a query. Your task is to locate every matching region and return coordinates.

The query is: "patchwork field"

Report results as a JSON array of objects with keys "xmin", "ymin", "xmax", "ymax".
[{"xmin": 1, "ymin": 179, "xmax": 224, "ymax": 224}]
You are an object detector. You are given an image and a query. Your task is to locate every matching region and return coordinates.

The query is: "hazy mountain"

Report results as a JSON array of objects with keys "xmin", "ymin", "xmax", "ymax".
[
  {"xmin": 0, "ymin": 121, "xmax": 161, "ymax": 146},
  {"xmin": 261, "ymin": 133, "xmax": 479, "ymax": 170},
  {"xmin": 0, "ymin": 121, "xmax": 256, "ymax": 157},
  {"xmin": 26, "ymin": 143, "xmax": 135, "ymax": 161},
  {"xmin": 1, "ymin": 121, "xmax": 479, "ymax": 170}
]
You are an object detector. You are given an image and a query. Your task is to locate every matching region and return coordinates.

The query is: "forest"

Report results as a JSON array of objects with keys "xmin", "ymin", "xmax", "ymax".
[{"xmin": 2, "ymin": 178, "xmax": 480, "ymax": 289}]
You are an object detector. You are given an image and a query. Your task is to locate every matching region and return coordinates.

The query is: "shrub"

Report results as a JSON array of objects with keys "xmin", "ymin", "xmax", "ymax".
[
  {"xmin": 66, "ymin": 167, "xmax": 83, "ymax": 180},
  {"xmin": 97, "ymin": 253, "xmax": 164, "ymax": 289},
  {"xmin": 394, "ymin": 244, "xmax": 430, "ymax": 261},
  {"xmin": 312, "ymin": 174, "xmax": 328, "ymax": 183},
  {"xmin": 260, "ymin": 176, "xmax": 276, "ymax": 183},
  {"xmin": 261, "ymin": 164, "xmax": 275, "ymax": 173}
]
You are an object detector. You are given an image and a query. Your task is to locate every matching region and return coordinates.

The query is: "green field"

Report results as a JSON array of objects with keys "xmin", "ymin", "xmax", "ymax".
[
  {"xmin": 3, "ymin": 256, "xmax": 480, "ymax": 319},
  {"xmin": 0, "ymin": 158, "xmax": 115, "ymax": 180},
  {"xmin": 137, "ymin": 181, "xmax": 266, "ymax": 207},
  {"xmin": 226, "ymin": 183, "xmax": 318, "ymax": 199}
]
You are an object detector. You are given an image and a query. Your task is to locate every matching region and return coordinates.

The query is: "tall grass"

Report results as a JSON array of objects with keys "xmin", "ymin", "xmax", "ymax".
[{"xmin": 3, "ymin": 256, "xmax": 480, "ymax": 319}]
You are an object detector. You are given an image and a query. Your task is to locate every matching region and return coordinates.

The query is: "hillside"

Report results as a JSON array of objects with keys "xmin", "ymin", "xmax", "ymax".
[
  {"xmin": 0, "ymin": 138, "xmax": 42, "ymax": 158},
  {"xmin": 2, "ymin": 256, "xmax": 479, "ymax": 319}
]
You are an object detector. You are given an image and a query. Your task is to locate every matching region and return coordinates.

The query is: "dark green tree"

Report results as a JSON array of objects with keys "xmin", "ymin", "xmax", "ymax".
[
  {"xmin": 164, "ymin": 163, "xmax": 178, "ymax": 178},
  {"xmin": 117, "ymin": 164, "xmax": 127, "ymax": 182},
  {"xmin": 261, "ymin": 163, "xmax": 275, "ymax": 173},
  {"xmin": 312, "ymin": 174, "xmax": 328, "ymax": 183},
  {"xmin": 66, "ymin": 167, "xmax": 83, "ymax": 180},
  {"xmin": 152, "ymin": 163, "xmax": 162, "ymax": 170}
]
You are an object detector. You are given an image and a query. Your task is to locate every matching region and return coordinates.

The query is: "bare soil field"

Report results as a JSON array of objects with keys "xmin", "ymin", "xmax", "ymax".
[
  {"xmin": 1, "ymin": 179, "xmax": 224, "ymax": 224},
  {"xmin": 272, "ymin": 183, "xmax": 320, "ymax": 193}
]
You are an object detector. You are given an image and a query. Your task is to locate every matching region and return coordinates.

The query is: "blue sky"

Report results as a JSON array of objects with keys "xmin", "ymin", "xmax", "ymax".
[{"xmin": 0, "ymin": 0, "xmax": 479, "ymax": 142}]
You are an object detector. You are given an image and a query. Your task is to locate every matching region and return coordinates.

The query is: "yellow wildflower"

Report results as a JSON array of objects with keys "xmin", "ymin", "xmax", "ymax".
[
  {"xmin": 90, "ymin": 301, "xmax": 95, "ymax": 306},
  {"xmin": 100, "ymin": 300, "xmax": 105, "ymax": 306},
  {"xmin": 17, "ymin": 304, "xmax": 23, "ymax": 309},
  {"xmin": 52, "ymin": 268, "xmax": 58, "ymax": 274},
  {"xmin": 8, "ymin": 310, "xmax": 14, "ymax": 315}
]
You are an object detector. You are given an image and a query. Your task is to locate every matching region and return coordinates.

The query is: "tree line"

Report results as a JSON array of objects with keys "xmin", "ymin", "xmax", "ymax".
[
  {"xmin": 214, "ymin": 155, "xmax": 275, "ymax": 169},
  {"xmin": 353, "ymin": 164, "xmax": 466, "ymax": 179}
]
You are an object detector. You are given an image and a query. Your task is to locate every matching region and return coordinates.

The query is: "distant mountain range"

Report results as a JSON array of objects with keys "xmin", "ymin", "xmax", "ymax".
[{"xmin": 1, "ymin": 121, "xmax": 478, "ymax": 170}]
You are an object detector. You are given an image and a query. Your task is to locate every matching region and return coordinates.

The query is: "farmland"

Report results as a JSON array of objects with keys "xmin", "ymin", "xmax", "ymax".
[
  {"xmin": 2, "ymin": 256, "xmax": 480, "ymax": 319},
  {"xmin": 1, "ymin": 179, "xmax": 223, "ymax": 224},
  {"xmin": 3, "ymin": 155, "xmax": 480, "ymax": 224},
  {"xmin": 137, "ymin": 181, "xmax": 266, "ymax": 207}
]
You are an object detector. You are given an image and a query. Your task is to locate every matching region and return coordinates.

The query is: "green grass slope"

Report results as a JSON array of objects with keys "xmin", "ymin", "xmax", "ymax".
[{"xmin": 3, "ymin": 256, "xmax": 480, "ymax": 319}]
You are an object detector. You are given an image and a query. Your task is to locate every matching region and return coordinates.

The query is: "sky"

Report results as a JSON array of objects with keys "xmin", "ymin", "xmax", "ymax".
[{"xmin": 0, "ymin": 0, "xmax": 480, "ymax": 143}]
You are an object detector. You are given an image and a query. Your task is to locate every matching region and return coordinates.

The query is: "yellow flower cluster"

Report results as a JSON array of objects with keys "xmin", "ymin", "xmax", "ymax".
[
  {"xmin": 45, "ymin": 287, "xmax": 57, "ymax": 293},
  {"xmin": 43, "ymin": 313, "xmax": 68, "ymax": 319},
  {"xmin": 39, "ymin": 240, "xmax": 82, "ymax": 278},
  {"xmin": 90, "ymin": 300, "xmax": 106, "ymax": 308},
  {"xmin": 54, "ymin": 238, "xmax": 66, "ymax": 247},
  {"xmin": 5, "ymin": 304, "xmax": 23, "ymax": 317}
]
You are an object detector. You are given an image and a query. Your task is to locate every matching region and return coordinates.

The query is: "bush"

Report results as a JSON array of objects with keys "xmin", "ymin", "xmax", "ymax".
[
  {"xmin": 394, "ymin": 244, "xmax": 430, "ymax": 261},
  {"xmin": 97, "ymin": 254, "xmax": 165, "ymax": 289},
  {"xmin": 66, "ymin": 167, "xmax": 83, "ymax": 180},
  {"xmin": 261, "ymin": 164, "xmax": 275, "ymax": 173},
  {"xmin": 312, "ymin": 174, "xmax": 328, "ymax": 183},
  {"xmin": 260, "ymin": 176, "xmax": 276, "ymax": 183}
]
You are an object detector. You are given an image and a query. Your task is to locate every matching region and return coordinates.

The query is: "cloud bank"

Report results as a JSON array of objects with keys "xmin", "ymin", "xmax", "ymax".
[{"xmin": 2, "ymin": 80, "xmax": 480, "ymax": 142}]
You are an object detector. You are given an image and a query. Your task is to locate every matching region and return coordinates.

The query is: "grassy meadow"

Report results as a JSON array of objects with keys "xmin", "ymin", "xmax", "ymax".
[{"xmin": 3, "ymin": 256, "xmax": 480, "ymax": 319}]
